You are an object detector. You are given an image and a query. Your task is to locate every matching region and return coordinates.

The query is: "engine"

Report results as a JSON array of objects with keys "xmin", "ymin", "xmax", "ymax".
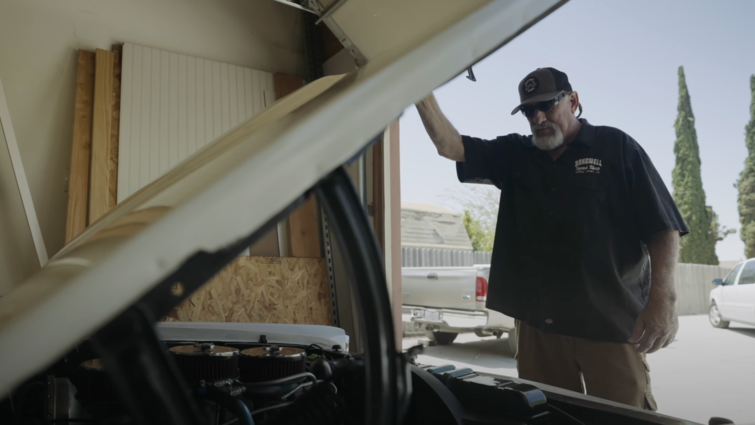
[{"xmin": 3, "ymin": 338, "xmax": 359, "ymax": 425}]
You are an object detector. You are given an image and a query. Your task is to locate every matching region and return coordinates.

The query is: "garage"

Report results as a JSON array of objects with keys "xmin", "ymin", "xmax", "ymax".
[{"xmin": 0, "ymin": 1, "xmax": 748, "ymax": 424}]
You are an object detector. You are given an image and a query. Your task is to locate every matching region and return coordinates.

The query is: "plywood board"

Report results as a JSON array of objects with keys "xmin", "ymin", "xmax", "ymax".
[
  {"xmin": 65, "ymin": 50, "xmax": 95, "ymax": 243},
  {"xmin": 165, "ymin": 257, "xmax": 331, "ymax": 325},
  {"xmin": 89, "ymin": 49, "xmax": 115, "ymax": 224}
]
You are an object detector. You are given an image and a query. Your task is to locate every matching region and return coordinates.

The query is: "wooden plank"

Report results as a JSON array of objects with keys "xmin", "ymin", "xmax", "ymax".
[
  {"xmin": 65, "ymin": 50, "xmax": 95, "ymax": 242},
  {"xmin": 109, "ymin": 45, "xmax": 122, "ymax": 210},
  {"xmin": 0, "ymin": 74, "xmax": 49, "ymax": 265},
  {"xmin": 117, "ymin": 43, "xmax": 132, "ymax": 204},
  {"xmin": 288, "ymin": 195, "xmax": 321, "ymax": 258},
  {"xmin": 88, "ymin": 49, "xmax": 115, "ymax": 225},
  {"xmin": 273, "ymin": 73, "xmax": 320, "ymax": 258},
  {"xmin": 372, "ymin": 138, "xmax": 385, "ymax": 251},
  {"xmin": 165, "ymin": 257, "xmax": 331, "ymax": 325},
  {"xmin": 274, "ymin": 73, "xmax": 304, "ymax": 101},
  {"xmin": 322, "ymin": 25, "xmax": 344, "ymax": 62},
  {"xmin": 389, "ymin": 120, "xmax": 402, "ymax": 346}
]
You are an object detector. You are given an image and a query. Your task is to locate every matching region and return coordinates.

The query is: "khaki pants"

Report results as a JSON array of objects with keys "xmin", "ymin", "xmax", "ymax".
[{"xmin": 515, "ymin": 320, "xmax": 657, "ymax": 411}]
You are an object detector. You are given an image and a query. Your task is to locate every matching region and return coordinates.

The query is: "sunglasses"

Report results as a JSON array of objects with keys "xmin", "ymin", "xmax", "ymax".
[{"xmin": 521, "ymin": 92, "xmax": 567, "ymax": 118}]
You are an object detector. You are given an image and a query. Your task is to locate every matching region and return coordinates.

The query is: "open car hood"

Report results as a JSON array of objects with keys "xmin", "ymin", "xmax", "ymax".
[{"xmin": 0, "ymin": 0, "xmax": 567, "ymax": 394}]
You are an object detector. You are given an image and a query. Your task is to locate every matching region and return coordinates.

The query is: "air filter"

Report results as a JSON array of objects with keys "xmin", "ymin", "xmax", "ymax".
[
  {"xmin": 72, "ymin": 359, "xmax": 118, "ymax": 403},
  {"xmin": 239, "ymin": 345, "xmax": 306, "ymax": 382},
  {"xmin": 169, "ymin": 343, "xmax": 240, "ymax": 384}
]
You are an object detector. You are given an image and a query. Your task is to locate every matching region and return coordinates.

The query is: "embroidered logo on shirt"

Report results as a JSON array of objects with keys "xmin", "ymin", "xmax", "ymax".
[{"xmin": 575, "ymin": 158, "xmax": 602, "ymax": 174}]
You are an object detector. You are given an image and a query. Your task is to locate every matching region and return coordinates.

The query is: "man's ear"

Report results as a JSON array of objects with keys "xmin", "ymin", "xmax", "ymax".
[{"xmin": 569, "ymin": 91, "xmax": 580, "ymax": 114}]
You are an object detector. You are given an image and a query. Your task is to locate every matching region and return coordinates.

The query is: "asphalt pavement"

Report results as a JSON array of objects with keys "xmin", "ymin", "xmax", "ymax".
[{"xmin": 402, "ymin": 315, "xmax": 755, "ymax": 425}]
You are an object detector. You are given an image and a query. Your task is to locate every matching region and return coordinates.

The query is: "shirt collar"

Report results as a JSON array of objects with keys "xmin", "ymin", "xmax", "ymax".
[{"xmin": 571, "ymin": 118, "xmax": 596, "ymax": 147}]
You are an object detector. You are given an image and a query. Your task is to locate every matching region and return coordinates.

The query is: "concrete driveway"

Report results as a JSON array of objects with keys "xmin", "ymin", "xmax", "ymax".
[{"xmin": 403, "ymin": 315, "xmax": 755, "ymax": 425}]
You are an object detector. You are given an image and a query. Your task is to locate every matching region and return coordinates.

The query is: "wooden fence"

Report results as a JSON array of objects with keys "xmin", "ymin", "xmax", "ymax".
[{"xmin": 674, "ymin": 263, "xmax": 731, "ymax": 315}]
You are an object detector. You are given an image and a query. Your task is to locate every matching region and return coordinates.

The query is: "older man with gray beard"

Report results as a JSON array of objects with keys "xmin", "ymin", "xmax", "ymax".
[{"xmin": 414, "ymin": 67, "xmax": 688, "ymax": 410}]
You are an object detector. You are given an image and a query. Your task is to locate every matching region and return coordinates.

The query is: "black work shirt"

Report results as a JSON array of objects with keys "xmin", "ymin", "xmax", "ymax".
[{"xmin": 456, "ymin": 119, "xmax": 689, "ymax": 343}]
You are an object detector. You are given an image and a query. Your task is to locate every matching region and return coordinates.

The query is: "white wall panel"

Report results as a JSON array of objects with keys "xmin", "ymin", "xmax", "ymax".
[{"xmin": 118, "ymin": 43, "xmax": 276, "ymax": 202}]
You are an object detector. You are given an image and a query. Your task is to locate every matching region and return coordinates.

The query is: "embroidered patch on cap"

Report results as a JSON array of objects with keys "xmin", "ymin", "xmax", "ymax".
[{"xmin": 523, "ymin": 77, "xmax": 538, "ymax": 94}]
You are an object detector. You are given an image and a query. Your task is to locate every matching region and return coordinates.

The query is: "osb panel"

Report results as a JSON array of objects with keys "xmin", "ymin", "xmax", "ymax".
[{"xmin": 165, "ymin": 257, "xmax": 331, "ymax": 325}]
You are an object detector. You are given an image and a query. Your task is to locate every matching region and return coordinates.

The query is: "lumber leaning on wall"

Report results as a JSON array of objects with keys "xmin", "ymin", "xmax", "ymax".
[
  {"xmin": 275, "ymin": 73, "xmax": 322, "ymax": 259},
  {"xmin": 109, "ymin": 45, "xmax": 122, "ymax": 211},
  {"xmin": 88, "ymin": 49, "xmax": 115, "ymax": 225},
  {"xmin": 65, "ymin": 50, "xmax": 95, "ymax": 243}
]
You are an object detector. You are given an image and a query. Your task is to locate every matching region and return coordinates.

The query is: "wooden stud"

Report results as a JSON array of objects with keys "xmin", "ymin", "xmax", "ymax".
[
  {"xmin": 372, "ymin": 139, "xmax": 385, "ymax": 251},
  {"xmin": 110, "ymin": 44, "xmax": 123, "ymax": 210},
  {"xmin": 273, "ymin": 73, "xmax": 322, "ymax": 258},
  {"xmin": 89, "ymin": 49, "xmax": 115, "ymax": 225},
  {"xmin": 388, "ymin": 121, "xmax": 403, "ymax": 347},
  {"xmin": 273, "ymin": 73, "xmax": 304, "ymax": 101},
  {"xmin": 322, "ymin": 25, "xmax": 344, "ymax": 63},
  {"xmin": 288, "ymin": 195, "xmax": 322, "ymax": 258},
  {"xmin": 65, "ymin": 50, "xmax": 95, "ymax": 243}
]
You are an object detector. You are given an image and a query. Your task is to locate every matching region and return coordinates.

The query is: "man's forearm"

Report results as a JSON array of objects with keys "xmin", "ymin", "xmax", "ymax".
[
  {"xmin": 415, "ymin": 94, "xmax": 465, "ymax": 162},
  {"xmin": 647, "ymin": 230, "xmax": 679, "ymax": 306},
  {"xmin": 630, "ymin": 229, "xmax": 680, "ymax": 352}
]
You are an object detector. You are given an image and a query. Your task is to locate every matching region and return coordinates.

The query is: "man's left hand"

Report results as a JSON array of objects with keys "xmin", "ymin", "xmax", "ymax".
[{"xmin": 628, "ymin": 298, "xmax": 679, "ymax": 354}]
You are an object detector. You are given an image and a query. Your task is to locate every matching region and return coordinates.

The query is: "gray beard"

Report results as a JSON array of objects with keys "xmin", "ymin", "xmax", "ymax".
[{"xmin": 532, "ymin": 122, "xmax": 565, "ymax": 151}]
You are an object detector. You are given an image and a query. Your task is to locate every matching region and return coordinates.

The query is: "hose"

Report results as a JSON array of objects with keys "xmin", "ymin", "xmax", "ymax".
[{"xmin": 223, "ymin": 398, "xmax": 254, "ymax": 425}]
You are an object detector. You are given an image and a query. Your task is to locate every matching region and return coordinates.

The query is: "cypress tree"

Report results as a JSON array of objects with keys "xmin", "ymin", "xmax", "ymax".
[
  {"xmin": 738, "ymin": 75, "xmax": 755, "ymax": 258},
  {"xmin": 672, "ymin": 66, "xmax": 718, "ymax": 264}
]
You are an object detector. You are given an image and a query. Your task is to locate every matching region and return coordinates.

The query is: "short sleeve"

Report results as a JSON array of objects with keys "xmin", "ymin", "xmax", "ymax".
[
  {"xmin": 456, "ymin": 135, "xmax": 514, "ymax": 188},
  {"xmin": 625, "ymin": 140, "xmax": 689, "ymax": 242}
]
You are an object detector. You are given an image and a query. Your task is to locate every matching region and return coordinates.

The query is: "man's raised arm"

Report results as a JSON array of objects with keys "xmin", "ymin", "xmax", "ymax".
[{"xmin": 415, "ymin": 94, "xmax": 465, "ymax": 162}]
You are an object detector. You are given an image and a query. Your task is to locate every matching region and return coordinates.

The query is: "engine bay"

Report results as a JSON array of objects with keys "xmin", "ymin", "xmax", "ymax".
[
  {"xmin": 4, "ymin": 337, "xmax": 360, "ymax": 425},
  {"xmin": 2, "ymin": 333, "xmax": 695, "ymax": 425}
]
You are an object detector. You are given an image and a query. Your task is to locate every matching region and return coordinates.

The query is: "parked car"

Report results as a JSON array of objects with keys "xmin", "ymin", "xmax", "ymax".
[
  {"xmin": 710, "ymin": 259, "xmax": 755, "ymax": 328},
  {"xmin": 403, "ymin": 265, "xmax": 517, "ymax": 351}
]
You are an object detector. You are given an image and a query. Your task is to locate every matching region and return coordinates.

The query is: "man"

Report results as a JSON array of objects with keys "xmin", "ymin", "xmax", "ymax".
[{"xmin": 415, "ymin": 67, "xmax": 688, "ymax": 410}]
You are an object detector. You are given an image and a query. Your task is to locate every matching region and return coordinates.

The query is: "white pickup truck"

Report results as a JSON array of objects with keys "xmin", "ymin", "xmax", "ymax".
[
  {"xmin": 400, "ymin": 203, "xmax": 516, "ymax": 349},
  {"xmin": 402, "ymin": 265, "xmax": 516, "ymax": 350}
]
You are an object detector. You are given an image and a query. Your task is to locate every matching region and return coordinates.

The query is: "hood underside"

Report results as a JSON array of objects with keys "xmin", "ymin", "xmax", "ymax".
[{"xmin": 0, "ymin": 0, "xmax": 567, "ymax": 394}]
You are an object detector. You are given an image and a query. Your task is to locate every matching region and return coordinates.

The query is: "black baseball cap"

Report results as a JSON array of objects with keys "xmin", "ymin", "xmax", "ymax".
[{"xmin": 510, "ymin": 67, "xmax": 573, "ymax": 115}]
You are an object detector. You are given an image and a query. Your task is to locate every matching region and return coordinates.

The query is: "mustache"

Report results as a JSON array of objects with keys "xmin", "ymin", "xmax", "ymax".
[{"xmin": 532, "ymin": 122, "xmax": 558, "ymax": 131}]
